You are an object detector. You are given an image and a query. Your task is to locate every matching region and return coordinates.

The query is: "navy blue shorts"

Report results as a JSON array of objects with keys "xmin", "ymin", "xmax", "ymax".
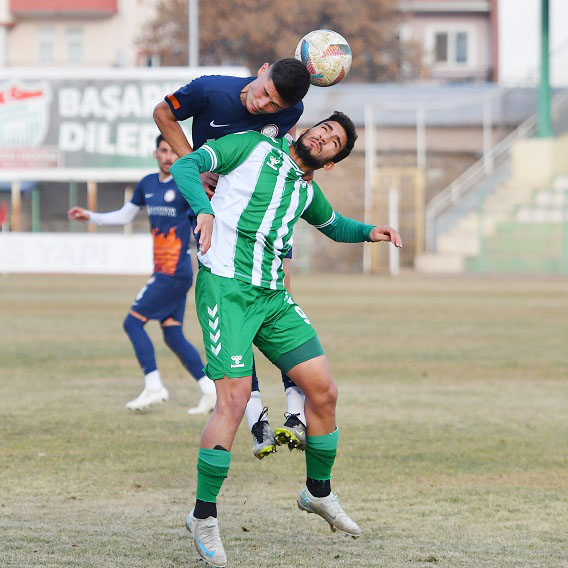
[{"xmin": 131, "ymin": 272, "xmax": 193, "ymax": 322}]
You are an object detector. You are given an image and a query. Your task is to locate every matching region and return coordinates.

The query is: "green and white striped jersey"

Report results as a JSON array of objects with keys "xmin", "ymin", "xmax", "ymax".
[{"xmin": 170, "ymin": 130, "xmax": 372, "ymax": 290}]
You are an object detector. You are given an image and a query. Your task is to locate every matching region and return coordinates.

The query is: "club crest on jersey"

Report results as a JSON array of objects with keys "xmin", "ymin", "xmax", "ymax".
[
  {"xmin": 164, "ymin": 189, "xmax": 176, "ymax": 202},
  {"xmin": 266, "ymin": 153, "xmax": 283, "ymax": 171},
  {"xmin": 261, "ymin": 124, "xmax": 279, "ymax": 138}
]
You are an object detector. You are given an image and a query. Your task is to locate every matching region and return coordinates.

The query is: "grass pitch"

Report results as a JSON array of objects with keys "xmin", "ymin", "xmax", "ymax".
[{"xmin": 0, "ymin": 273, "xmax": 567, "ymax": 568}]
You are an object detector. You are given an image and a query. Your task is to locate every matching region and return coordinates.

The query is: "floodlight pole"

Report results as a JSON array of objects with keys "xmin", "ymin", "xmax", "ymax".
[
  {"xmin": 188, "ymin": 0, "xmax": 199, "ymax": 67},
  {"xmin": 537, "ymin": 0, "xmax": 553, "ymax": 137}
]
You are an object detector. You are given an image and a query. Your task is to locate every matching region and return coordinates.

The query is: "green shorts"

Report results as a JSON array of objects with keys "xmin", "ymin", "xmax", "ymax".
[{"xmin": 195, "ymin": 268, "xmax": 322, "ymax": 379}]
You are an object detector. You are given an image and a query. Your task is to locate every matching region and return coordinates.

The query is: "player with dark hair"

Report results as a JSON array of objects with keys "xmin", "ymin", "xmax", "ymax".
[
  {"xmin": 68, "ymin": 135, "xmax": 214, "ymax": 411},
  {"xmin": 169, "ymin": 111, "xmax": 403, "ymax": 566},
  {"xmin": 154, "ymin": 57, "xmax": 311, "ymax": 455}
]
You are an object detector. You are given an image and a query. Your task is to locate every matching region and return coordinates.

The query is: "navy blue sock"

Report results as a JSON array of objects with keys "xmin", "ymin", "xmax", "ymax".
[
  {"xmin": 162, "ymin": 325, "xmax": 205, "ymax": 380},
  {"xmin": 306, "ymin": 478, "xmax": 331, "ymax": 498},
  {"xmin": 251, "ymin": 358, "xmax": 259, "ymax": 392},
  {"xmin": 281, "ymin": 371, "xmax": 296, "ymax": 390},
  {"xmin": 194, "ymin": 499, "xmax": 217, "ymax": 519},
  {"xmin": 123, "ymin": 314, "xmax": 156, "ymax": 374}
]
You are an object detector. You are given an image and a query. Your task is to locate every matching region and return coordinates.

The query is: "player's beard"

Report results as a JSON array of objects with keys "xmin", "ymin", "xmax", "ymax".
[{"xmin": 294, "ymin": 132, "xmax": 326, "ymax": 170}]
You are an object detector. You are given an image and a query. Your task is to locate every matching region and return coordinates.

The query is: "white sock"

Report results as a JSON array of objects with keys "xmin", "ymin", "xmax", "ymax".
[
  {"xmin": 245, "ymin": 391, "xmax": 264, "ymax": 431},
  {"xmin": 144, "ymin": 370, "xmax": 163, "ymax": 391},
  {"xmin": 286, "ymin": 386, "xmax": 306, "ymax": 425},
  {"xmin": 197, "ymin": 376, "xmax": 216, "ymax": 395}
]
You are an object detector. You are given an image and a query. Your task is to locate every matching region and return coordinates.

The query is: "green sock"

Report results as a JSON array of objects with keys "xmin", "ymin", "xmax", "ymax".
[
  {"xmin": 196, "ymin": 448, "xmax": 231, "ymax": 503},
  {"xmin": 305, "ymin": 428, "xmax": 339, "ymax": 481}
]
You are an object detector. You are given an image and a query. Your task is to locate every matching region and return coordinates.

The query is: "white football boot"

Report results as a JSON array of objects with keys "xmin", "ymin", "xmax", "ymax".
[
  {"xmin": 186, "ymin": 509, "xmax": 227, "ymax": 567},
  {"xmin": 187, "ymin": 393, "xmax": 217, "ymax": 415},
  {"xmin": 125, "ymin": 386, "xmax": 169, "ymax": 410},
  {"xmin": 297, "ymin": 486, "xmax": 361, "ymax": 538}
]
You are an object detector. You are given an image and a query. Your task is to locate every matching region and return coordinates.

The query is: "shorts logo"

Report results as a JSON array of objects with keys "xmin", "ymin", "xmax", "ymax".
[
  {"xmin": 208, "ymin": 304, "xmax": 221, "ymax": 356},
  {"xmin": 231, "ymin": 355, "xmax": 244, "ymax": 368}
]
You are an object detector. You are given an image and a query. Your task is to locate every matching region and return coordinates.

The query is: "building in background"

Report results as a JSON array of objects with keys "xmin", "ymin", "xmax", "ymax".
[
  {"xmin": 399, "ymin": 0, "xmax": 496, "ymax": 83},
  {"xmin": 399, "ymin": 0, "xmax": 568, "ymax": 87},
  {"xmin": 0, "ymin": 0, "xmax": 159, "ymax": 67}
]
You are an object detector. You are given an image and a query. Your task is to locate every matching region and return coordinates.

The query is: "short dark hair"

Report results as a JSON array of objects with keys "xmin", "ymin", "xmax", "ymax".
[
  {"xmin": 269, "ymin": 58, "xmax": 310, "ymax": 106},
  {"xmin": 156, "ymin": 134, "xmax": 165, "ymax": 148},
  {"xmin": 315, "ymin": 111, "xmax": 357, "ymax": 163}
]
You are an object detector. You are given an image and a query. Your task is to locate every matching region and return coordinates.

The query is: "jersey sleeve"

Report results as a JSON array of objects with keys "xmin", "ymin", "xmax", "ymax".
[
  {"xmin": 164, "ymin": 76, "xmax": 208, "ymax": 122},
  {"xmin": 170, "ymin": 150, "xmax": 214, "ymax": 215},
  {"xmin": 301, "ymin": 182, "xmax": 375, "ymax": 242},
  {"xmin": 199, "ymin": 131, "xmax": 264, "ymax": 175},
  {"xmin": 170, "ymin": 131, "xmax": 263, "ymax": 216},
  {"xmin": 300, "ymin": 181, "xmax": 334, "ymax": 227},
  {"xmin": 130, "ymin": 179, "xmax": 145, "ymax": 207}
]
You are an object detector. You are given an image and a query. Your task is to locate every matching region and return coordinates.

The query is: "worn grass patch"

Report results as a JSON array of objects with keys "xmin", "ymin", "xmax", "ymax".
[{"xmin": 0, "ymin": 273, "xmax": 567, "ymax": 567}]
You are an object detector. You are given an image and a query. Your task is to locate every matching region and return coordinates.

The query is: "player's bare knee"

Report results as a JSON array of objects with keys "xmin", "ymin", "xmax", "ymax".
[
  {"xmin": 216, "ymin": 380, "xmax": 250, "ymax": 417},
  {"xmin": 216, "ymin": 393, "xmax": 248, "ymax": 420},
  {"xmin": 309, "ymin": 380, "xmax": 338, "ymax": 411},
  {"xmin": 321, "ymin": 380, "xmax": 338, "ymax": 408}
]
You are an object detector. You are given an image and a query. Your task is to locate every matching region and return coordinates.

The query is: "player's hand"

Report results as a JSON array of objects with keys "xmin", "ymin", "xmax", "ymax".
[
  {"xmin": 201, "ymin": 172, "xmax": 219, "ymax": 199},
  {"xmin": 195, "ymin": 213, "xmax": 214, "ymax": 253},
  {"xmin": 370, "ymin": 225, "xmax": 403, "ymax": 247},
  {"xmin": 67, "ymin": 207, "xmax": 90, "ymax": 222}
]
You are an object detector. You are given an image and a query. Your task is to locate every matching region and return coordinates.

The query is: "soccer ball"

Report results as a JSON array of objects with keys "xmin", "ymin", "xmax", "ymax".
[{"xmin": 295, "ymin": 30, "xmax": 352, "ymax": 87}]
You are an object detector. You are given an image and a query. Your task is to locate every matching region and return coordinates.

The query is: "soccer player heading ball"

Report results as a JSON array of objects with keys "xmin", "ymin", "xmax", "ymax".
[{"xmin": 154, "ymin": 58, "xmax": 313, "ymax": 452}]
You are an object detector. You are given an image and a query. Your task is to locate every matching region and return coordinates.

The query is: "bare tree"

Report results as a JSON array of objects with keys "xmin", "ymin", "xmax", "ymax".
[{"xmin": 137, "ymin": 0, "xmax": 423, "ymax": 82}]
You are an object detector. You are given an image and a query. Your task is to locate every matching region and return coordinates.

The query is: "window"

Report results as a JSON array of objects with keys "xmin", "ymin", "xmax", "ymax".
[
  {"xmin": 37, "ymin": 27, "xmax": 55, "ymax": 64},
  {"xmin": 456, "ymin": 32, "xmax": 468, "ymax": 64},
  {"xmin": 66, "ymin": 27, "xmax": 83, "ymax": 63},
  {"xmin": 434, "ymin": 33, "xmax": 448, "ymax": 63},
  {"xmin": 433, "ymin": 30, "xmax": 469, "ymax": 65}
]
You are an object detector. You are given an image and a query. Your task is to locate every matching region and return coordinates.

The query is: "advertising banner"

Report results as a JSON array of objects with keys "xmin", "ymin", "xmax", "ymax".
[{"xmin": 0, "ymin": 67, "xmax": 249, "ymax": 171}]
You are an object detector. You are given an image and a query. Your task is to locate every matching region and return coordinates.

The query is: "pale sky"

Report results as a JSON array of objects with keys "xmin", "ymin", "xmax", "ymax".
[{"xmin": 499, "ymin": 0, "xmax": 568, "ymax": 86}]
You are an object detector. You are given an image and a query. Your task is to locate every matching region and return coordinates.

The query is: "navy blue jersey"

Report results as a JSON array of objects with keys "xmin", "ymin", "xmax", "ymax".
[
  {"xmin": 165, "ymin": 75, "xmax": 303, "ymax": 149},
  {"xmin": 131, "ymin": 173, "xmax": 196, "ymax": 278}
]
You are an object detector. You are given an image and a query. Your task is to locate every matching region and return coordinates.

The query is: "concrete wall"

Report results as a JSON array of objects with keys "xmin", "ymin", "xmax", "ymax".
[
  {"xmin": 0, "ymin": 232, "xmax": 152, "ymax": 274},
  {"xmin": 511, "ymin": 134, "xmax": 568, "ymax": 187}
]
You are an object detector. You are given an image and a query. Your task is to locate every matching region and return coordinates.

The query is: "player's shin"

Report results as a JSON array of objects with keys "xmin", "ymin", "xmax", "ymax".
[
  {"xmin": 305, "ymin": 428, "xmax": 338, "ymax": 495},
  {"xmin": 194, "ymin": 448, "xmax": 231, "ymax": 518},
  {"xmin": 123, "ymin": 314, "xmax": 157, "ymax": 376},
  {"xmin": 162, "ymin": 325, "xmax": 206, "ymax": 381}
]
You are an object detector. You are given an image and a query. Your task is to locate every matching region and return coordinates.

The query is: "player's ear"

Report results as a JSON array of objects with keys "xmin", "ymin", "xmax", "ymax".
[
  {"xmin": 323, "ymin": 161, "xmax": 335, "ymax": 172},
  {"xmin": 257, "ymin": 62, "xmax": 269, "ymax": 77}
]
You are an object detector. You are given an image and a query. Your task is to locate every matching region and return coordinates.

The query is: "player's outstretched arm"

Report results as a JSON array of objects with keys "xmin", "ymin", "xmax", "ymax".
[
  {"xmin": 67, "ymin": 203, "xmax": 139, "ymax": 226},
  {"xmin": 301, "ymin": 182, "xmax": 402, "ymax": 246}
]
